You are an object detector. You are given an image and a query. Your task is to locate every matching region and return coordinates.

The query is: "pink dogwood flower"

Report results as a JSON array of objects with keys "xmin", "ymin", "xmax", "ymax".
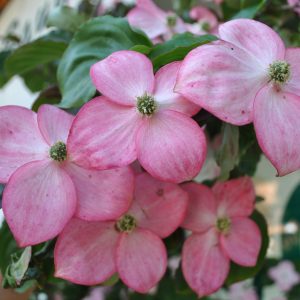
[
  {"xmin": 68, "ymin": 50, "xmax": 206, "ymax": 183},
  {"xmin": 287, "ymin": 0, "xmax": 300, "ymax": 15},
  {"xmin": 181, "ymin": 177, "xmax": 261, "ymax": 297},
  {"xmin": 0, "ymin": 105, "xmax": 134, "ymax": 247},
  {"xmin": 127, "ymin": 0, "xmax": 186, "ymax": 40},
  {"xmin": 54, "ymin": 173, "xmax": 188, "ymax": 293},
  {"xmin": 227, "ymin": 280, "xmax": 258, "ymax": 300},
  {"xmin": 269, "ymin": 261, "xmax": 300, "ymax": 292},
  {"xmin": 187, "ymin": 6, "xmax": 218, "ymax": 35},
  {"xmin": 176, "ymin": 19, "xmax": 300, "ymax": 176}
]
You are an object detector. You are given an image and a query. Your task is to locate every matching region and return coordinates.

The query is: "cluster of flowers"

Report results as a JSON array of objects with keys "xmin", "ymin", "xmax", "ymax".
[
  {"xmin": 127, "ymin": 0, "xmax": 218, "ymax": 40},
  {"xmin": 125, "ymin": 0, "xmax": 300, "ymax": 178},
  {"xmin": 0, "ymin": 103, "xmax": 260, "ymax": 296},
  {"xmin": 1, "ymin": 0, "xmax": 300, "ymax": 296}
]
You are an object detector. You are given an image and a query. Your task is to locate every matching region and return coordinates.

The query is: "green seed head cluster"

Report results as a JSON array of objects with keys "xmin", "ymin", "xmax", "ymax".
[
  {"xmin": 115, "ymin": 214, "xmax": 137, "ymax": 233},
  {"xmin": 268, "ymin": 60, "xmax": 290, "ymax": 84},
  {"xmin": 216, "ymin": 217, "xmax": 231, "ymax": 235},
  {"xmin": 166, "ymin": 15, "xmax": 177, "ymax": 28},
  {"xmin": 49, "ymin": 141, "xmax": 67, "ymax": 162},
  {"xmin": 137, "ymin": 93, "xmax": 157, "ymax": 116}
]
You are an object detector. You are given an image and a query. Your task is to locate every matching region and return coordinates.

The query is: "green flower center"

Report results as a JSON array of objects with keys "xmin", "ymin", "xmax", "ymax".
[
  {"xmin": 216, "ymin": 217, "xmax": 231, "ymax": 234},
  {"xmin": 268, "ymin": 60, "xmax": 290, "ymax": 84},
  {"xmin": 49, "ymin": 141, "xmax": 67, "ymax": 162},
  {"xmin": 115, "ymin": 214, "xmax": 137, "ymax": 233},
  {"xmin": 136, "ymin": 93, "xmax": 157, "ymax": 116},
  {"xmin": 201, "ymin": 21, "xmax": 210, "ymax": 32},
  {"xmin": 166, "ymin": 15, "xmax": 177, "ymax": 28}
]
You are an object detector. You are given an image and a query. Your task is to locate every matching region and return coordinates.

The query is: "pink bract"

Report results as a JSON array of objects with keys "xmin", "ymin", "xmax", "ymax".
[
  {"xmin": 176, "ymin": 19, "xmax": 300, "ymax": 176},
  {"xmin": 181, "ymin": 177, "xmax": 261, "ymax": 297},
  {"xmin": 188, "ymin": 6, "xmax": 218, "ymax": 34},
  {"xmin": 268, "ymin": 261, "xmax": 300, "ymax": 292},
  {"xmin": 287, "ymin": 0, "xmax": 300, "ymax": 15},
  {"xmin": 68, "ymin": 50, "xmax": 206, "ymax": 183},
  {"xmin": 127, "ymin": 0, "xmax": 186, "ymax": 40},
  {"xmin": 1, "ymin": 105, "xmax": 134, "ymax": 247},
  {"xmin": 54, "ymin": 173, "xmax": 188, "ymax": 293}
]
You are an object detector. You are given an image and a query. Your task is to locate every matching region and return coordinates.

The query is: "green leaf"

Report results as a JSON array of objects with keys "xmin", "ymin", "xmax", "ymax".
[
  {"xmin": 102, "ymin": 273, "xmax": 119, "ymax": 286},
  {"xmin": 282, "ymin": 184, "xmax": 300, "ymax": 260},
  {"xmin": 216, "ymin": 123, "xmax": 239, "ymax": 180},
  {"xmin": 130, "ymin": 44, "xmax": 152, "ymax": 55},
  {"xmin": 57, "ymin": 16, "xmax": 152, "ymax": 108},
  {"xmin": 31, "ymin": 86, "xmax": 61, "ymax": 112},
  {"xmin": 149, "ymin": 33, "xmax": 217, "ymax": 70},
  {"xmin": 0, "ymin": 51, "xmax": 11, "ymax": 88},
  {"xmin": 232, "ymin": 1, "xmax": 266, "ymax": 19},
  {"xmin": 223, "ymin": 0, "xmax": 266, "ymax": 19},
  {"xmin": 47, "ymin": 6, "xmax": 88, "ymax": 32},
  {"xmin": 4, "ymin": 247, "xmax": 32, "ymax": 287},
  {"xmin": 236, "ymin": 124, "xmax": 261, "ymax": 176},
  {"xmin": 5, "ymin": 35, "xmax": 67, "ymax": 76},
  {"xmin": 0, "ymin": 221, "xmax": 18, "ymax": 276},
  {"xmin": 226, "ymin": 210, "xmax": 269, "ymax": 285}
]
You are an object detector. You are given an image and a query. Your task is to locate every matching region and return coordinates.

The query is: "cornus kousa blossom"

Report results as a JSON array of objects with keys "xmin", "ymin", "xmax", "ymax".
[
  {"xmin": 68, "ymin": 50, "xmax": 206, "ymax": 183},
  {"xmin": 0, "ymin": 105, "xmax": 134, "ymax": 247},
  {"xmin": 287, "ymin": 0, "xmax": 300, "ymax": 15},
  {"xmin": 54, "ymin": 173, "xmax": 188, "ymax": 293},
  {"xmin": 181, "ymin": 177, "xmax": 261, "ymax": 297},
  {"xmin": 268, "ymin": 261, "xmax": 300, "ymax": 292},
  {"xmin": 127, "ymin": 0, "xmax": 186, "ymax": 40},
  {"xmin": 187, "ymin": 6, "xmax": 218, "ymax": 35},
  {"xmin": 176, "ymin": 19, "xmax": 300, "ymax": 176}
]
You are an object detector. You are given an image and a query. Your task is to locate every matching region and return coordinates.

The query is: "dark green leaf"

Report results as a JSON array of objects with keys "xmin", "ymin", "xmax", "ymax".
[
  {"xmin": 0, "ymin": 184, "xmax": 4, "ymax": 209},
  {"xmin": 149, "ymin": 33, "xmax": 217, "ymax": 70},
  {"xmin": 235, "ymin": 125, "xmax": 261, "ymax": 176},
  {"xmin": 282, "ymin": 184, "xmax": 300, "ymax": 260},
  {"xmin": 223, "ymin": 0, "xmax": 266, "ymax": 20},
  {"xmin": 130, "ymin": 44, "xmax": 152, "ymax": 55},
  {"xmin": 5, "ymin": 36, "xmax": 67, "ymax": 76},
  {"xmin": 57, "ymin": 16, "xmax": 152, "ymax": 108},
  {"xmin": 217, "ymin": 123, "xmax": 239, "ymax": 180},
  {"xmin": 0, "ymin": 51, "xmax": 11, "ymax": 87},
  {"xmin": 232, "ymin": 1, "xmax": 266, "ymax": 19},
  {"xmin": 102, "ymin": 273, "xmax": 119, "ymax": 286},
  {"xmin": 47, "ymin": 6, "xmax": 88, "ymax": 32},
  {"xmin": 226, "ymin": 210, "xmax": 269, "ymax": 285},
  {"xmin": 155, "ymin": 270, "xmax": 198, "ymax": 300},
  {"xmin": 31, "ymin": 86, "xmax": 61, "ymax": 112},
  {"xmin": 0, "ymin": 221, "xmax": 18, "ymax": 276},
  {"xmin": 3, "ymin": 247, "xmax": 32, "ymax": 288},
  {"xmin": 165, "ymin": 228, "xmax": 185, "ymax": 256},
  {"xmin": 256, "ymin": 195, "xmax": 265, "ymax": 203}
]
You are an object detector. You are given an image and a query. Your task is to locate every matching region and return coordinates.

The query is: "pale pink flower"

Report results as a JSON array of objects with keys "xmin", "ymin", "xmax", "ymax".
[
  {"xmin": 0, "ymin": 105, "xmax": 134, "ymax": 247},
  {"xmin": 269, "ymin": 261, "xmax": 300, "ymax": 292},
  {"xmin": 82, "ymin": 287, "xmax": 109, "ymax": 300},
  {"xmin": 176, "ymin": 19, "xmax": 300, "ymax": 176},
  {"xmin": 181, "ymin": 177, "xmax": 261, "ymax": 297},
  {"xmin": 228, "ymin": 281, "xmax": 258, "ymax": 300},
  {"xmin": 288, "ymin": 0, "xmax": 300, "ymax": 14},
  {"xmin": 187, "ymin": 6, "xmax": 218, "ymax": 35},
  {"xmin": 68, "ymin": 50, "xmax": 206, "ymax": 183},
  {"xmin": 54, "ymin": 173, "xmax": 188, "ymax": 293},
  {"xmin": 127, "ymin": 0, "xmax": 187, "ymax": 40}
]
